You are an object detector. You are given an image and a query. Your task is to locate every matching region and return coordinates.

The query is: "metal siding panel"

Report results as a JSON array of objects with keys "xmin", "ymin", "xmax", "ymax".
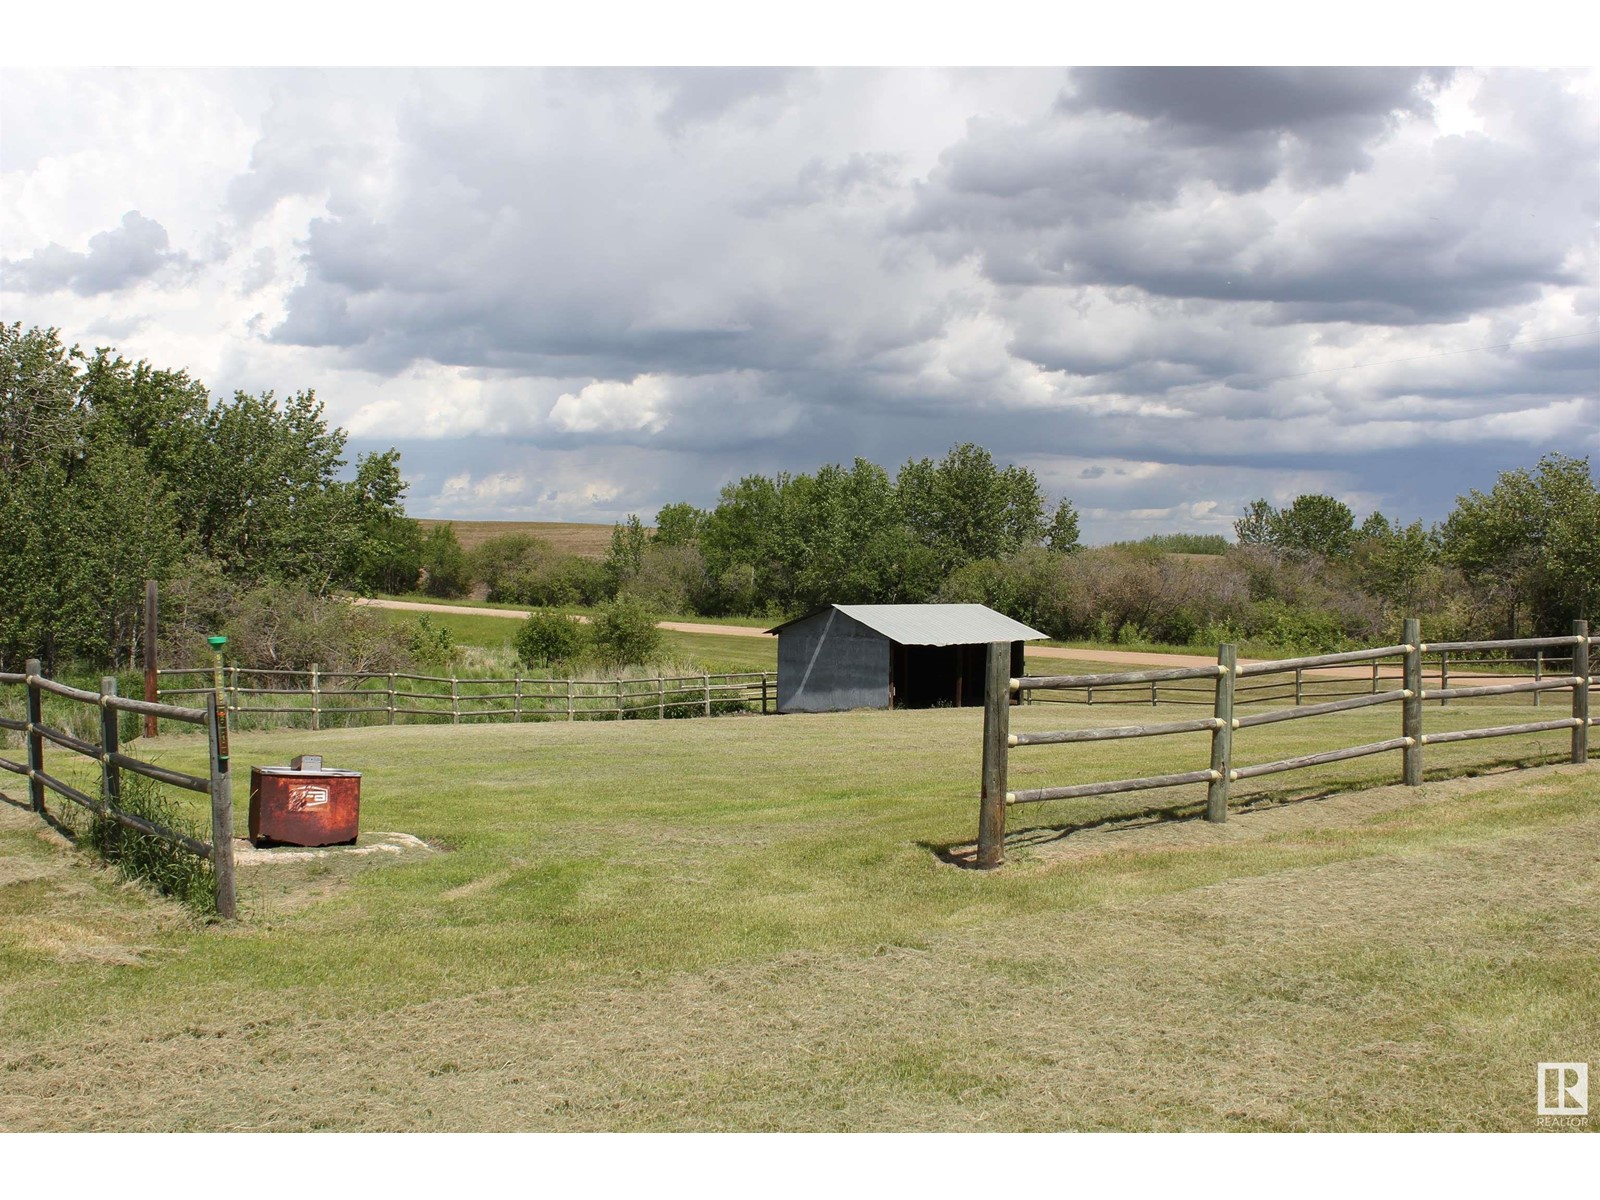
[{"xmin": 777, "ymin": 610, "xmax": 890, "ymax": 712}]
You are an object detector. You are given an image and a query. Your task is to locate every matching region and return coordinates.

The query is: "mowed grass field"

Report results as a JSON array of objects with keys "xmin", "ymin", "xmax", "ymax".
[{"xmin": 1, "ymin": 700, "xmax": 1596, "ymax": 1132}]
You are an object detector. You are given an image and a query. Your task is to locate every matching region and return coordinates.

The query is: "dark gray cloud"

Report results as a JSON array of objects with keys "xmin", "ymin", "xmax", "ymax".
[{"xmin": 2, "ymin": 210, "xmax": 193, "ymax": 295}]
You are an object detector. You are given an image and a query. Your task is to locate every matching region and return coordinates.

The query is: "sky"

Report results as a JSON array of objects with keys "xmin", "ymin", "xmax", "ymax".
[{"xmin": 3, "ymin": 19, "xmax": 1597, "ymax": 543}]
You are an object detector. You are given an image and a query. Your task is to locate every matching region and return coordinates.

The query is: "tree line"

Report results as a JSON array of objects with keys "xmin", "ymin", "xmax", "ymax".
[
  {"xmin": 421, "ymin": 443, "xmax": 1082, "ymax": 618},
  {"xmin": 6, "ymin": 321, "xmax": 1594, "ymax": 672},
  {"xmin": 1, "ymin": 323, "xmax": 421, "ymax": 671}
]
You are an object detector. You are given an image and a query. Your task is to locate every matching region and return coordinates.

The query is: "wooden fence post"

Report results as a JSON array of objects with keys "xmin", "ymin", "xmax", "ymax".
[
  {"xmin": 143, "ymin": 580, "xmax": 159, "ymax": 738},
  {"xmin": 450, "ymin": 675, "xmax": 459, "ymax": 725},
  {"xmin": 24, "ymin": 658, "xmax": 44, "ymax": 814},
  {"xmin": 1206, "ymin": 645, "xmax": 1235, "ymax": 823},
  {"xmin": 1294, "ymin": 667, "xmax": 1304, "ymax": 707},
  {"xmin": 657, "ymin": 676, "xmax": 666, "ymax": 720},
  {"xmin": 1150, "ymin": 680, "xmax": 1158, "ymax": 707},
  {"xmin": 387, "ymin": 672, "xmax": 396, "ymax": 725},
  {"xmin": 205, "ymin": 693, "xmax": 238, "ymax": 920},
  {"xmin": 977, "ymin": 641, "xmax": 1011, "ymax": 869},
  {"xmin": 616, "ymin": 677, "xmax": 625, "ymax": 721},
  {"xmin": 310, "ymin": 663, "xmax": 321, "ymax": 732},
  {"xmin": 1534, "ymin": 648, "xmax": 1543, "ymax": 708},
  {"xmin": 513, "ymin": 671, "xmax": 522, "ymax": 723},
  {"xmin": 228, "ymin": 665, "xmax": 239, "ymax": 719},
  {"xmin": 761, "ymin": 672, "xmax": 769, "ymax": 715},
  {"xmin": 1371, "ymin": 661, "xmax": 1379, "ymax": 695},
  {"xmin": 99, "ymin": 676, "xmax": 122, "ymax": 816},
  {"xmin": 1439, "ymin": 652, "xmax": 1449, "ymax": 707},
  {"xmin": 1403, "ymin": 618, "xmax": 1423, "ymax": 786},
  {"xmin": 1572, "ymin": 620, "xmax": 1589, "ymax": 766}
]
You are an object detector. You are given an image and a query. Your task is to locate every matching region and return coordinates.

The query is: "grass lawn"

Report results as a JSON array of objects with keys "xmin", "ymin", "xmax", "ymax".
[{"xmin": 1, "ymin": 701, "xmax": 1594, "ymax": 1131}]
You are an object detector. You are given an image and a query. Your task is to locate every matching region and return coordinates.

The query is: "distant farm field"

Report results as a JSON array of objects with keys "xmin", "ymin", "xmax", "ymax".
[
  {"xmin": 415, "ymin": 518, "xmax": 618, "ymax": 558},
  {"xmin": 2, "ymin": 700, "xmax": 1594, "ymax": 1132}
]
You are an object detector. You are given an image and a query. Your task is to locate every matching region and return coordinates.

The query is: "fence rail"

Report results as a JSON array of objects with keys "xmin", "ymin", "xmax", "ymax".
[
  {"xmin": 1, "ymin": 660, "xmax": 236, "ymax": 916},
  {"xmin": 975, "ymin": 620, "xmax": 1594, "ymax": 868},
  {"xmin": 154, "ymin": 665, "xmax": 776, "ymax": 730}
]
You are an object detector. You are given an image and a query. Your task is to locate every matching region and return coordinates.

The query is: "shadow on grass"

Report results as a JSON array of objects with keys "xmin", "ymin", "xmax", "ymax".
[
  {"xmin": 0, "ymin": 785, "xmax": 81, "ymax": 843},
  {"xmin": 923, "ymin": 750, "xmax": 1571, "ymax": 867}
]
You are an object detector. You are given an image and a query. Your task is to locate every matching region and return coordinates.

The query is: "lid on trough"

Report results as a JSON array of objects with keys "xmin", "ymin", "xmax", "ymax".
[
  {"xmin": 256, "ymin": 764, "xmax": 361, "ymax": 778},
  {"xmin": 291, "ymin": 754, "xmax": 322, "ymax": 771}
]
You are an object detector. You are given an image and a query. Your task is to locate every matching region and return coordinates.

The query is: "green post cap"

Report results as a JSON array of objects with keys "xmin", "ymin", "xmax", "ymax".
[{"xmin": 207, "ymin": 635, "xmax": 228, "ymax": 649}]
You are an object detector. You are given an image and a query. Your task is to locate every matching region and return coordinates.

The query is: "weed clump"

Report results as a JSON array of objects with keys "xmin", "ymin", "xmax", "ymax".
[{"xmin": 85, "ymin": 773, "xmax": 218, "ymax": 916}]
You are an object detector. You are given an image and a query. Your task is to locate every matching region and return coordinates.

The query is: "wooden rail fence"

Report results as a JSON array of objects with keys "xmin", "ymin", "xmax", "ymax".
[
  {"xmin": 0, "ymin": 659, "xmax": 237, "ymax": 916},
  {"xmin": 977, "ymin": 619, "xmax": 1594, "ymax": 868},
  {"xmin": 155, "ymin": 666, "xmax": 776, "ymax": 730}
]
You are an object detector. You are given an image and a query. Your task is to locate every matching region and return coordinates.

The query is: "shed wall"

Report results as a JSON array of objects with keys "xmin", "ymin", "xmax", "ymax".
[{"xmin": 777, "ymin": 610, "xmax": 891, "ymax": 713}]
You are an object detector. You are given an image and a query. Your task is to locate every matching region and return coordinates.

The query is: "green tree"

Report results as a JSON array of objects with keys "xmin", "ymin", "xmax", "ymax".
[
  {"xmin": 192, "ymin": 389, "xmax": 353, "ymax": 586},
  {"xmin": 1233, "ymin": 498, "xmax": 1278, "ymax": 548},
  {"xmin": 346, "ymin": 449, "xmax": 423, "ymax": 593},
  {"xmin": 897, "ymin": 443, "xmax": 1047, "ymax": 573},
  {"xmin": 419, "ymin": 523, "xmax": 472, "ymax": 598},
  {"xmin": 1046, "ymin": 498, "xmax": 1082, "ymax": 554},
  {"xmin": 653, "ymin": 502, "xmax": 707, "ymax": 547},
  {"xmin": 1356, "ymin": 518, "xmax": 1437, "ymax": 611},
  {"xmin": 604, "ymin": 514, "xmax": 651, "ymax": 595},
  {"xmin": 591, "ymin": 596, "xmax": 663, "ymax": 667},
  {"xmin": 699, "ymin": 474, "xmax": 792, "ymax": 610},
  {"xmin": 1273, "ymin": 494, "xmax": 1356, "ymax": 559},
  {"xmin": 1440, "ymin": 453, "xmax": 1600, "ymax": 636}
]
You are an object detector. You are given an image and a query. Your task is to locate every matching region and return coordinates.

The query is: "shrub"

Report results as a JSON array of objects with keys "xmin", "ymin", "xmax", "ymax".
[
  {"xmin": 591, "ymin": 596, "xmax": 663, "ymax": 667},
  {"xmin": 514, "ymin": 611, "xmax": 590, "ymax": 668},
  {"xmin": 223, "ymin": 580, "xmax": 413, "ymax": 672},
  {"xmin": 407, "ymin": 614, "xmax": 456, "ymax": 669}
]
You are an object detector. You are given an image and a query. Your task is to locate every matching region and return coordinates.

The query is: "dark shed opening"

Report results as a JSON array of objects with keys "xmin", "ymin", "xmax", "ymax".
[{"xmin": 767, "ymin": 604, "xmax": 1046, "ymax": 714}]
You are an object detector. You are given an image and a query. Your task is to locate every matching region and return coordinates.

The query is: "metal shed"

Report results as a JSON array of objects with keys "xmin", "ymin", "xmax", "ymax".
[{"xmin": 766, "ymin": 603, "xmax": 1047, "ymax": 714}]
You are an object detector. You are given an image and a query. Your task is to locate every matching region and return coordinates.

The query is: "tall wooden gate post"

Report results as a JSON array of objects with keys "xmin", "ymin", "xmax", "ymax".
[
  {"xmin": 1573, "ymin": 620, "xmax": 1589, "ymax": 766},
  {"xmin": 205, "ymin": 693, "xmax": 238, "ymax": 920},
  {"xmin": 977, "ymin": 641, "xmax": 1011, "ymax": 869},
  {"xmin": 1403, "ymin": 618, "xmax": 1423, "ymax": 786},
  {"xmin": 24, "ymin": 658, "xmax": 45, "ymax": 813},
  {"xmin": 143, "ymin": 580, "xmax": 159, "ymax": 738},
  {"xmin": 99, "ymin": 677, "xmax": 122, "ymax": 816},
  {"xmin": 1206, "ymin": 644, "xmax": 1236, "ymax": 823}
]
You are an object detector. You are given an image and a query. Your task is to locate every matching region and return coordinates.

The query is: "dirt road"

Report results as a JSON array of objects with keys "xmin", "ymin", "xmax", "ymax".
[
  {"xmin": 357, "ymin": 597, "xmax": 1250, "ymax": 669},
  {"xmin": 357, "ymin": 597, "xmax": 1519, "ymax": 687}
]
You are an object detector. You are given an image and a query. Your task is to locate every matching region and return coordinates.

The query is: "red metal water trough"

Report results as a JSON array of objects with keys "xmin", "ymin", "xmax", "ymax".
[{"xmin": 249, "ymin": 754, "xmax": 362, "ymax": 847}]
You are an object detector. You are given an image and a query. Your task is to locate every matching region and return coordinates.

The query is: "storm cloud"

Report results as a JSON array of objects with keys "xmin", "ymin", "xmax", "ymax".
[{"xmin": 1, "ymin": 66, "xmax": 1595, "ymax": 541}]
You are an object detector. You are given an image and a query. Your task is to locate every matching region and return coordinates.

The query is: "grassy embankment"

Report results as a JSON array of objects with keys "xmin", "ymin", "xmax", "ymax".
[{"xmin": 1, "ymin": 697, "xmax": 1594, "ymax": 1131}]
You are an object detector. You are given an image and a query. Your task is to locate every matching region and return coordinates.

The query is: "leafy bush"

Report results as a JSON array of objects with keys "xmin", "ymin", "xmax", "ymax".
[
  {"xmin": 407, "ymin": 614, "xmax": 456, "ymax": 669},
  {"xmin": 514, "ymin": 611, "xmax": 590, "ymax": 668},
  {"xmin": 591, "ymin": 597, "xmax": 663, "ymax": 667},
  {"xmin": 223, "ymin": 580, "xmax": 413, "ymax": 672},
  {"xmin": 1243, "ymin": 599, "xmax": 1349, "ymax": 655}
]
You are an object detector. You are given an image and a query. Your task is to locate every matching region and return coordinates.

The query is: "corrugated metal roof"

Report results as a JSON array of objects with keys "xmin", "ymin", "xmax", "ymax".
[{"xmin": 767, "ymin": 603, "xmax": 1046, "ymax": 646}]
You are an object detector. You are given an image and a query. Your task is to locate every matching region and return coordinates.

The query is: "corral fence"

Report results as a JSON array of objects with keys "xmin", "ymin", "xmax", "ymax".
[
  {"xmin": 977, "ymin": 619, "xmax": 1594, "ymax": 868},
  {"xmin": 1025, "ymin": 645, "xmax": 1580, "ymax": 709},
  {"xmin": 0, "ymin": 658, "xmax": 237, "ymax": 916},
  {"xmin": 155, "ymin": 666, "xmax": 777, "ymax": 731}
]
